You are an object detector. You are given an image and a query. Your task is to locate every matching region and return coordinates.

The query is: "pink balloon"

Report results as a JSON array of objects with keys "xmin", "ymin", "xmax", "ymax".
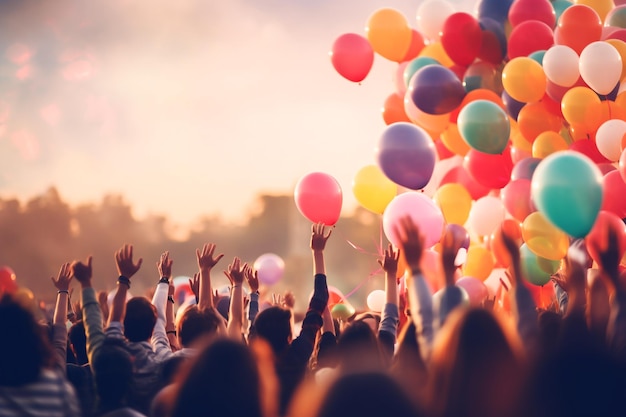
[
  {"xmin": 620, "ymin": 149, "xmax": 626, "ymax": 183},
  {"xmin": 455, "ymin": 276, "xmax": 489, "ymax": 306},
  {"xmin": 383, "ymin": 192, "xmax": 444, "ymax": 248},
  {"xmin": 602, "ymin": 170, "xmax": 626, "ymax": 218},
  {"xmin": 395, "ymin": 62, "xmax": 409, "ymax": 96},
  {"xmin": 330, "ymin": 33, "xmax": 374, "ymax": 83},
  {"xmin": 421, "ymin": 249, "xmax": 443, "ymax": 291},
  {"xmin": 254, "ymin": 253, "xmax": 285, "ymax": 286},
  {"xmin": 501, "ymin": 178, "xmax": 535, "ymax": 222},
  {"xmin": 294, "ymin": 172, "xmax": 343, "ymax": 225}
]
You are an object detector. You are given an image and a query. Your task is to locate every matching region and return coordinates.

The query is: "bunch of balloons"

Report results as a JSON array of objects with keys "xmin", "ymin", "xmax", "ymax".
[{"xmin": 325, "ymin": 0, "xmax": 626, "ymax": 290}]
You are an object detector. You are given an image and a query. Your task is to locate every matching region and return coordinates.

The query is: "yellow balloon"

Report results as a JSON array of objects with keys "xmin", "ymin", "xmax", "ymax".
[
  {"xmin": 366, "ymin": 8, "xmax": 412, "ymax": 62},
  {"xmin": 434, "ymin": 183, "xmax": 472, "ymax": 225},
  {"xmin": 511, "ymin": 129, "xmax": 533, "ymax": 153},
  {"xmin": 522, "ymin": 212, "xmax": 569, "ymax": 261},
  {"xmin": 441, "ymin": 124, "xmax": 470, "ymax": 156},
  {"xmin": 561, "ymin": 87, "xmax": 602, "ymax": 132},
  {"xmin": 532, "ymin": 131, "xmax": 569, "ymax": 159},
  {"xmin": 418, "ymin": 42, "xmax": 454, "ymax": 68},
  {"xmin": 606, "ymin": 39, "xmax": 626, "ymax": 82},
  {"xmin": 502, "ymin": 57, "xmax": 546, "ymax": 103},
  {"xmin": 575, "ymin": 0, "xmax": 614, "ymax": 21},
  {"xmin": 462, "ymin": 246, "xmax": 494, "ymax": 281},
  {"xmin": 352, "ymin": 165, "xmax": 397, "ymax": 214}
]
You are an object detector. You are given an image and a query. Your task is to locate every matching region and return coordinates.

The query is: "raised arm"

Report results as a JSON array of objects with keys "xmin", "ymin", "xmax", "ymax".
[
  {"xmin": 72, "ymin": 256, "xmax": 104, "ymax": 365},
  {"xmin": 151, "ymin": 251, "xmax": 174, "ymax": 357},
  {"xmin": 312, "ymin": 222, "xmax": 332, "ymax": 276},
  {"xmin": 438, "ymin": 228, "xmax": 466, "ymax": 327},
  {"xmin": 245, "ymin": 265, "xmax": 260, "ymax": 332},
  {"xmin": 196, "ymin": 243, "xmax": 224, "ymax": 311},
  {"xmin": 51, "ymin": 263, "xmax": 73, "ymax": 374},
  {"xmin": 377, "ymin": 244, "xmax": 400, "ymax": 363},
  {"xmin": 395, "ymin": 217, "xmax": 433, "ymax": 360},
  {"xmin": 109, "ymin": 244, "xmax": 143, "ymax": 325},
  {"xmin": 224, "ymin": 257, "xmax": 246, "ymax": 339}
]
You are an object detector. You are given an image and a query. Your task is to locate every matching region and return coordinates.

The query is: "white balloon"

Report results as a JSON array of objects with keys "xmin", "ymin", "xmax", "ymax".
[
  {"xmin": 579, "ymin": 41, "xmax": 622, "ymax": 95},
  {"xmin": 543, "ymin": 45, "xmax": 580, "ymax": 87},
  {"xmin": 596, "ymin": 119, "xmax": 626, "ymax": 161},
  {"xmin": 467, "ymin": 196, "xmax": 506, "ymax": 237},
  {"xmin": 366, "ymin": 289, "xmax": 386, "ymax": 312},
  {"xmin": 417, "ymin": 0, "xmax": 455, "ymax": 41}
]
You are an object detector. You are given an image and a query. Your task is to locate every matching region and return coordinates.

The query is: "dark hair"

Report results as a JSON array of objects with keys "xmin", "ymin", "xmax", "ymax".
[
  {"xmin": 171, "ymin": 339, "xmax": 263, "ymax": 417},
  {"xmin": 123, "ymin": 297, "xmax": 157, "ymax": 342},
  {"xmin": 336, "ymin": 319, "xmax": 382, "ymax": 372},
  {"xmin": 252, "ymin": 306, "xmax": 292, "ymax": 354},
  {"xmin": 68, "ymin": 320, "xmax": 88, "ymax": 365},
  {"xmin": 0, "ymin": 295, "xmax": 53, "ymax": 386},
  {"xmin": 177, "ymin": 306, "xmax": 222, "ymax": 348},
  {"xmin": 92, "ymin": 339, "xmax": 134, "ymax": 413},
  {"xmin": 318, "ymin": 372, "xmax": 421, "ymax": 417}
]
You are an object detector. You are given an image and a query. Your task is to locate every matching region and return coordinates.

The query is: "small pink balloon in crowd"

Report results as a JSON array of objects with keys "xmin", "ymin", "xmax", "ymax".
[{"xmin": 253, "ymin": 253, "xmax": 285, "ymax": 286}]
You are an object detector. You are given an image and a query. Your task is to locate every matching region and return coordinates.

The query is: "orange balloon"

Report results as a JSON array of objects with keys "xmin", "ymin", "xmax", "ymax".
[
  {"xmin": 576, "ymin": 0, "xmax": 614, "ymax": 21},
  {"xmin": 502, "ymin": 57, "xmax": 546, "ymax": 103},
  {"xmin": 606, "ymin": 39, "xmax": 626, "ymax": 82},
  {"xmin": 402, "ymin": 29, "xmax": 426, "ymax": 61},
  {"xmin": 419, "ymin": 41, "xmax": 455, "ymax": 68},
  {"xmin": 511, "ymin": 129, "xmax": 533, "ymax": 153},
  {"xmin": 491, "ymin": 219, "xmax": 523, "ymax": 268},
  {"xmin": 382, "ymin": 92, "xmax": 411, "ymax": 125},
  {"xmin": 561, "ymin": 86, "xmax": 602, "ymax": 132},
  {"xmin": 532, "ymin": 131, "xmax": 569, "ymax": 158},
  {"xmin": 517, "ymin": 101, "xmax": 563, "ymax": 143},
  {"xmin": 441, "ymin": 123, "xmax": 470, "ymax": 156},
  {"xmin": 463, "ymin": 245, "xmax": 495, "ymax": 281},
  {"xmin": 366, "ymin": 8, "xmax": 412, "ymax": 62}
]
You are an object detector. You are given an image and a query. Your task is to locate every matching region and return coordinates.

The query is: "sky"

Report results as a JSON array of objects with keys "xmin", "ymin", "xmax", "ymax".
[{"xmin": 0, "ymin": 0, "xmax": 475, "ymax": 229}]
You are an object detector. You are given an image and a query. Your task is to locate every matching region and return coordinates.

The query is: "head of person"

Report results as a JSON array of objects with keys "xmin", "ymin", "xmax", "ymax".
[
  {"xmin": 335, "ymin": 319, "xmax": 382, "ymax": 372},
  {"xmin": 68, "ymin": 320, "xmax": 88, "ymax": 365},
  {"xmin": 123, "ymin": 297, "xmax": 157, "ymax": 342},
  {"xmin": 92, "ymin": 338, "xmax": 134, "ymax": 413},
  {"xmin": 0, "ymin": 295, "xmax": 53, "ymax": 386},
  {"xmin": 176, "ymin": 305, "xmax": 223, "ymax": 348},
  {"xmin": 171, "ymin": 339, "xmax": 265, "ymax": 417},
  {"xmin": 428, "ymin": 307, "xmax": 524, "ymax": 417},
  {"xmin": 251, "ymin": 306, "xmax": 293, "ymax": 354},
  {"xmin": 317, "ymin": 372, "xmax": 422, "ymax": 417}
]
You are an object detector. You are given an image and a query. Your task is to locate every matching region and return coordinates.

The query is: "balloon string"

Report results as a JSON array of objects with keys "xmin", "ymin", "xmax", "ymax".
[{"xmin": 340, "ymin": 266, "xmax": 383, "ymax": 302}]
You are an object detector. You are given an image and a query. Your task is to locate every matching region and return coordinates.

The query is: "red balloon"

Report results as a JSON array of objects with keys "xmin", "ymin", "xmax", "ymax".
[
  {"xmin": 441, "ymin": 12, "xmax": 483, "ymax": 66},
  {"xmin": 620, "ymin": 149, "xmax": 626, "ymax": 182},
  {"xmin": 508, "ymin": 0, "xmax": 556, "ymax": 28},
  {"xmin": 440, "ymin": 165, "xmax": 492, "ymax": 199},
  {"xmin": 586, "ymin": 211, "xmax": 626, "ymax": 265},
  {"xmin": 555, "ymin": 5, "xmax": 602, "ymax": 54},
  {"xmin": 435, "ymin": 138, "xmax": 455, "ymax": 160},
  {"xmin": 402, "ymin": 29, "xmax": 426, "ymax": 62},
  {"xmin": 330, "ymin": 33, "xmax": 374, "ymax": 83},
  {"xmin": 605, "ymin": 29, "xmax": 626, "ymax": 43},
  {"xmin": 478, "ymin": 18, "xmax": 507, "ymax": 65},
  {"xmin": 602, "ymin": 170, "xmax": 626, "ymax": 218},
  {"xmin": 570, "ymin": 140, "xmax": 611, "ymax": 164},
  {"xmin": 507, "ymin": 20, "xmax": 554, "ymax": 59},
  {"xmin": 463, "ymin": 147, "xmax": 514, "ymax": 189},
  {"xmin": 0, "ymin": 266, "xmax": 17, "ymax": 295},
  {"xmin": 294, "ymin": 172, "xmax": 343, "ymax": 225},
  {"xmin": 501, "ymin": 178, "xmax": 535, "ymax": 221}
]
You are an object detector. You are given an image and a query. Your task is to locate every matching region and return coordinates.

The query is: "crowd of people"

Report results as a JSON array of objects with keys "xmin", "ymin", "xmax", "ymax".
[{"xmin": 0, "ymin": 217, "xmax": 625, "ymax": 417}]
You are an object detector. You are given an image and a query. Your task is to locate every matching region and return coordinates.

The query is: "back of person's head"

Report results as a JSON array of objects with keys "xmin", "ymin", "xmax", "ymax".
[
  {"xmin": 429, "ymin": 307, "xmax": 524, "ymax": 417},
  {"xmin": 171, "ymin": 338, "xmax": 264, "ymax": 417},
  {"xmin": 0, "ymin": 294, "xmax": 52, "ymax": 386},
  {"xmin": 317, "ymin": 372, "xmax": 421, "ymax": 417},
  {"xmin": 123, "ymin": 297, "xmax": 157, "ymax": 342},
  {"xmin": 92, "ymin": 338, "xmax": 134, "ymax": 413},
  {"xmin": 252, "ymin": 306, "xmax": 292, "ymax": 354},
  {"xmin": 336, "ymin": 319, "xmax": 382, "ymax": 372},
  {"xmin": 391, "ymin": 320, "xmax": 427, "ymax": 404},
  {"xmin": 177, "ymin": 305, "xmax": 222, "ymax": 348},
  {"xmin": 537, "ymin": 310, "xmax": 562, "ymax": 358},
  {"xmin": 68, "ymin": 320, "xmax": 88, "ymax": 365}
]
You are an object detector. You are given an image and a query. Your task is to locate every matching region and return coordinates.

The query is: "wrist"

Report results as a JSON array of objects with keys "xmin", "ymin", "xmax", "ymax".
[
  {"xmin": 167, "ymin": 295, "xmax": 175, "ymax": 304},
  {"xmin": 57, "ymin": 289, "xmax": 69, "ymax": 294},
  {"xmin": 159, "ymin": 277, "xmax": 170, "ymax": 284},
  {"xmin": 118, "ymin": 275, "xmax": 131, "ymax": 289}
]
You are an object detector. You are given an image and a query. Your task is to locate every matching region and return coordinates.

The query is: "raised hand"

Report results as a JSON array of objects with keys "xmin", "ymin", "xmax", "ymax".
[
  {"xmin": 189, "ymin": 272, "xmax": 200, "ymax": 302},
  {"xmin": 51, "ymin": 262, "xmax": 72, "ymax": 291},
  {"xmin": 223, "ymin": 257, "xmax": 246, "ymax": 286},
  {"xmin": 157, "ymin": 251, "xmax": 173, "ymax": 280},
  {"xmin": 115, "ymin": 244, "xmax": 143, "ymax": 279},
  {"xmin": 283, "ymin": 291, "xmax": 296, "ymax": 310},
  {"xmin": 378, "ymin": 244, "xmax": 400, "ymax": 275},
  {"xmin": 196, "ymin": 243, "xmax": 224, "ymax": 271},
  {"xmin": 500, "ymin": 228, "xmax": 522, "ymax": 287},
  {"xmin": 311, "ymin": 222, "xmax": 333, "ymax": 252},
  {"xmin": 441, "ymin": 228, "xmax": 464, "ymax": 286},
  {"xmin": 71, "ymin": 256, "xmax": 93, "ymax": 287},
  {"xmin": 394, "ymin": 216, "xmax": 425, "ymax": 273},
  {"xmin": 244, "ymin": 264, "xmax": 259, "ymax": 293},
  {"xmin": 589, "ymin": 226, "xmax": 622, "ymax": 289}
]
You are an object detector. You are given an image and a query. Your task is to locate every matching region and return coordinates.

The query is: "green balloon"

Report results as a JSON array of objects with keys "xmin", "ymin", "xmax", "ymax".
[
  {"xmin": 529, "ymin": 50, "xmax": 545, "ymax": 65},
  {"xmin": 531, "ymin": 151, "xmax": 603, "ymax": 238},
  {"xmin": 403, "ymin": 57, "xmax": 440, "ymax": 87},
  {"xmin": 331, "ymin": 303, "xmax": 355, "ymax": 320},
  {"xmin": 551, "ymin": 0, "xmax": 573, "ymax": 22},
  {"xmin": 458, "ymin": 99, "xmax": 510, "ymax": 154},
  {"xmin": 520, "ymin": 244, "xmax": 560, "ymax": 286}
]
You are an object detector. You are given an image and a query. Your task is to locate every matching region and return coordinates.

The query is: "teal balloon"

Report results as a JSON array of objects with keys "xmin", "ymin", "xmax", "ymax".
[
  {"xmin": 531, "ymin": 151, "xmax": 603, "ymax": 238},
  {"xmin": 551, "ymin": 0, "xmax": 573, "ymax": 22},
  {"xmin": 520, "ymin": 244, "xmax": 560, "ymax": 286},
  {"xmin": 457, "ymin": 99, "xmax": 510, "ymax": 154},
  {"xmin": 403, "ymin": 57, "xmax": 440, "ymax": 87},
  {"xmin": 529, "ymin": 50, "xmax": 545, "ymax": 65}
]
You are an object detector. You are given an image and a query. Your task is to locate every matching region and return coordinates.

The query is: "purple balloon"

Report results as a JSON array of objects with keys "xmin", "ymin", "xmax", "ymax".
[
  {"xmin": 376, "ymin": 122, "xmax": 436, "ymax": 190},
  {"xmin": 409, "ymin": 65, "xmax": 466, "ymax": 115},
  {"xmin": 511, "ymin": 157, "xmax": 541, "ymax": 181},
  {"xmin": 501, "ymin": 90, "xmax": 524, "ymax": 121},
  {"xmin": 446, "ymin": 224, "xmax": 470, "ymax": 249}
]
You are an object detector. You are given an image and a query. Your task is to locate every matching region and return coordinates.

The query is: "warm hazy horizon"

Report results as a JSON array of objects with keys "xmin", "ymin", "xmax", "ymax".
[{"xmin": 0, "ymin": 0, "xmax": 474, "ymax": 228}]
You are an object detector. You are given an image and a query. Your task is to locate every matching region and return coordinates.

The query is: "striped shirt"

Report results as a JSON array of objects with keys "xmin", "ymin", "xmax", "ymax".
[{"xmin": 0, "ymin": 369, "xmax": 80, "ymax": 417}]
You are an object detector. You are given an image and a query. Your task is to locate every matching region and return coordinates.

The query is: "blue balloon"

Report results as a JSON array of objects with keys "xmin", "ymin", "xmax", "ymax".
[
  {"xmin": 376, "ymin": 122, "xmax": 436, "ymax": 190},
  {"xmin": 528, "ymin": 50, "xmax": 546, "ymax": 65},
  {"xmin": 477, "ymin": 0, "xmax": 514, "ymax": 24},
  {"xmin": 479, "ymin": 17, "xmax": 507, "ymax": 58},
  {"xmin": 410, "ymin": 65, "xmax": 466, "ymax": 115}
]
